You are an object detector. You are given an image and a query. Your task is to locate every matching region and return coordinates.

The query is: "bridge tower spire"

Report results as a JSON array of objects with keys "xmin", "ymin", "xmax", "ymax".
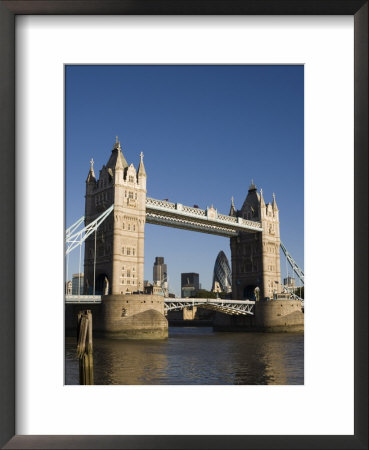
[
  {"xmin": 230, "ymin": 182, "xmax": 281, "ymax": 300},
  {"xmin": 83, "ymin": 137, "xmax": 147, "ymax": 295},
  {"xmin": 229, "ymin": 196, "xmax": 236, "ymax": 216},
  {"xmin": 137, "ymin": 151, "xmax": 147, "ymax": 189}
]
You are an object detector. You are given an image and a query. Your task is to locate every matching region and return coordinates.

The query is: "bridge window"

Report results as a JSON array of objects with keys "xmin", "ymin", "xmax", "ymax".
[
  {"xmin": 128, "ymin": 224, "xmax": 131, "ymax": 231},
  {"xmin": 128, "ymin": 191, "xmax": 133, "ymax": 199},
  {"xmin": 133, "ymin": 225, "xmax": 136, "ymax": 231},
  {"xmin": 127, "ymin": 270, "xmax": 131, "ymax": 277},
  {"xmin": 135, "ymin": 193, "xmax": 137, "ymax": 199},
  {"xmin": 132, "ymin": 249, "xmax": 135, "ymax": 256},
  {"xmin": 122, "ymin": 222, "xmax": 125, "ymax": 229},
  {"xmin": 122, "ymin": 247, "xmax": 125, "ymax": 254},
  {"xmin": 127, "ymin": 248, "xmax": 131, "ymax": 255}
]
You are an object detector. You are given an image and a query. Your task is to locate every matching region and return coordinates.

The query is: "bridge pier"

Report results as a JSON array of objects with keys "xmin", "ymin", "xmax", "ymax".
[
  {"xmin": 66, "ymin": 294, "xmax": 168, "ymax": 339},
  {"xmin": 100, "ymin": 294, "xmax": 168, "ymax": 339},
  {"xmin": 183, "ymin": 306, "xmax": 197, "ymax": 320},
  {"xmin": 213, "ymin": 299, "xmax": 304, "ymax": 332}
]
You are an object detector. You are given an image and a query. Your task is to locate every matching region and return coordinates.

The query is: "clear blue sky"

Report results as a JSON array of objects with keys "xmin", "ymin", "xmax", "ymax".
[{"xmin": 66, "ymin": 65, "xmax": 304, "ymax": 297}]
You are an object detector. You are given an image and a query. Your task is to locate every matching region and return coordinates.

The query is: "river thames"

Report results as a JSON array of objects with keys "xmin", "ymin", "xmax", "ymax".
[{"xmin": 65, "ymin": 327, "xmax": 303, "ymax": 385}]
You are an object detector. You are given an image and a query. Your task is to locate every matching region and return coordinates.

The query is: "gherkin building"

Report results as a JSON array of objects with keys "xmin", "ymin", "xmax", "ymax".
[{"xmin": 212, "ymin": 251, "xmax": 232, "ymax": 293}]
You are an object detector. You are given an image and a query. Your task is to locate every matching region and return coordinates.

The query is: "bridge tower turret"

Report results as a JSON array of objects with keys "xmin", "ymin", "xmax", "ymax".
[
  {"xmin": 84, "ymin": 137, "xmax": 147, "ymax": 295},
  {"xmin": 85, "ymin": 158, "xmax": 97, "ymax": 220},
  {"xmin": 230, "ymin": 182, "xmax": 281, "ymax": 300}
]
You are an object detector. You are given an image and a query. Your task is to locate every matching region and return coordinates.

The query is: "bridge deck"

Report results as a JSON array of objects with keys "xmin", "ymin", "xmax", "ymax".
[
  {"xmin": 146, "ymin": 197, "xmax": 262, "ymax": 236},
  {"xmin": 65, "ymin": 296, "xmax": 255, "ymax": 316}
]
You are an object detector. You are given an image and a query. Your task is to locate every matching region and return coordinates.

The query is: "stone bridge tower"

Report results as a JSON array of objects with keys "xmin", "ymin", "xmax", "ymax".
[
  {"xmin": 230, "ymin": 182, "xmax": 281, "ymax": 300},
  {"xmin": 84, "ymin": 138, "xmax": 146, "ymax": 295}
]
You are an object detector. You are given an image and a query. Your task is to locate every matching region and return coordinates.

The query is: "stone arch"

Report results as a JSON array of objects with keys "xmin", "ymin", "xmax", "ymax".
[
  {"xmin": 95, "ymin": 273, "xmax": 110, "ymax": 295},
  {"xmin": 243, "ymin": 284, "xmax": 258, "ymax": 300}
]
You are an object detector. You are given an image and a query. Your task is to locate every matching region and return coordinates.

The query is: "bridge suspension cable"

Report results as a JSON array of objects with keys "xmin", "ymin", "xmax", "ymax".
[
  {"xmin": 280, "ymin": 241, "xmax": 304, "ymax": 284},
  {"xmin": 66, "ymin": 215, "xmax": 85, "ymax": 238},
  {"xmin": 65, "ymin": 204, "xmax": 114, "ymax": 255}
]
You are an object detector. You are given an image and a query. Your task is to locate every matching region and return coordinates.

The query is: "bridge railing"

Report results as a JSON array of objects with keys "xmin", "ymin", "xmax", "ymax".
[
  {"xmin": 217, "ymin": 213, "xmax": 237, "ymax": 223},
  {"xmin": 65, "ymin": 295, "xmax": 102, "ymax": 303},
  {"xmin": 146, "ymin": 197, "xmax": 176, "ymax": 210},
  {"xmin": 182, "ymin": 205, "xmax": 206, "ymax": 216}
]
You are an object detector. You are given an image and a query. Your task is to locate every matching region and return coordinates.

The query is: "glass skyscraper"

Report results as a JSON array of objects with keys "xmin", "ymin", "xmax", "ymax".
[{"xmin": 212, "ymin": 251, "xmax": 232, "ymax": 293}]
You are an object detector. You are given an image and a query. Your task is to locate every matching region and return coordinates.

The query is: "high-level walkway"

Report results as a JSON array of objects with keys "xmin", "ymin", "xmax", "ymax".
[
  {"xmin": 145, "ymin": 197, "xmax": 262, "ymax": 236},
  {"xmin": 65, "ymin": 198, "xmax": 262, "ymax": 256}
]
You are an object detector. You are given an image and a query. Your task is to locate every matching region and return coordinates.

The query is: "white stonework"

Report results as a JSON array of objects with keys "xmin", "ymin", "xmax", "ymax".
[
  {"xmin": 84, "ymin": 139, "xmax": 146, "ymax": 295},
  {"xmin": 230, "ymin": 183, "xmax": 281, "ymax": 300}
]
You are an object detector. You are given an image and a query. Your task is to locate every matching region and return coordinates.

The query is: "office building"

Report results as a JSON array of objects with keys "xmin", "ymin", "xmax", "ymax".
[
  {"xmin": 153, "ymin": 257, "xmax": 167, "ymax": 284},
  {"xmin": 72, "ymin": 273, "xmax": 84, "ymax": 295},
  {"xmin": 283, "ymin": 276, "xmax": 296, "ymax": 288},
  {"xmin": 181, "ymin": 272, "xmax": 200, "ymax": 297},
  {"xmin": 212, "ymin": 251, "xmax": 232, "ymax": 293}
]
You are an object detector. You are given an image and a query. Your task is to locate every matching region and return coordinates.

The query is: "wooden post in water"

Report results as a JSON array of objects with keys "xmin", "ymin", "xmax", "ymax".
[{"xmin": 77, "ymin": 310, "xmax": 94, "ymax": 385}]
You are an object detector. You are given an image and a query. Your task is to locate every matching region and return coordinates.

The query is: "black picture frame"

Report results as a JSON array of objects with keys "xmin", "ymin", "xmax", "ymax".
[{"xmin": 0, "ymin": 1, "xmax": 367, "ymax": 449}]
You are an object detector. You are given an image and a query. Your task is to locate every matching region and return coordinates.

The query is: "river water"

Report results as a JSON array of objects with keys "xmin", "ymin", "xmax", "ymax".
[{"xmin": 65, "ymin": 327, "xmax": 304, "ymax": 385}]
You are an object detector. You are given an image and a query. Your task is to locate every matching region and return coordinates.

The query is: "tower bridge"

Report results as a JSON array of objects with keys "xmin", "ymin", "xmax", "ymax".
[
  {"xmin": 65, "ymin": 138, "xmax": 304, "ymax": 337},
  {"xmin": 67, "ymin": 137, "xmax": 303, "ymax": 300}
]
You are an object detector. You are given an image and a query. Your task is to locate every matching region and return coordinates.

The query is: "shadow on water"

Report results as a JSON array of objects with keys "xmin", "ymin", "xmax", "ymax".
[{"xmin": 65, "ymin": 327, "xmax": 304, "ymax": 385}]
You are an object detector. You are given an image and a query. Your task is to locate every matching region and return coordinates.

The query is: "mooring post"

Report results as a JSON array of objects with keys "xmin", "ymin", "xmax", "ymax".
[{"xmin": 77, "ymin": 309, "xmax": 94, "ymax": 385}]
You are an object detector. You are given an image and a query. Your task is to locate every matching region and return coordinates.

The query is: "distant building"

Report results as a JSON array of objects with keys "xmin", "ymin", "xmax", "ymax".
[
  {"xmin": 144, "ymin": 278, "xmax": 172, "ymax": 297},
  {"xmin": 181, "ymin": 272, "xmax": 200, "ymax": 297},
  {"xmin": 283, "ymin": 276, "xmax": 295, "ymax": 288},
  {"xmin": 72, "ymin": 273, "xmax": 84, "ymax": 295},
  {"xmin": 212, "ymin": 251, "xmax": 232, "ymax": 293},
  {"xmin": 153, "ymin": 257, "xmax": 167, "ymax": 284},
  {"xmin": 212, "ymin": 281, "xmax": 222, "ymax": 293},
  {"xmin": 152, "ymin": 257, "xmax": 169, "ymax": 296},
  {"xmin": 65, "ymin": 280, "xmax": 72, "ymax": 295},
  {"xmin": 144, "ymin": 281, "xmax": 164, "ymax": 296}
]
